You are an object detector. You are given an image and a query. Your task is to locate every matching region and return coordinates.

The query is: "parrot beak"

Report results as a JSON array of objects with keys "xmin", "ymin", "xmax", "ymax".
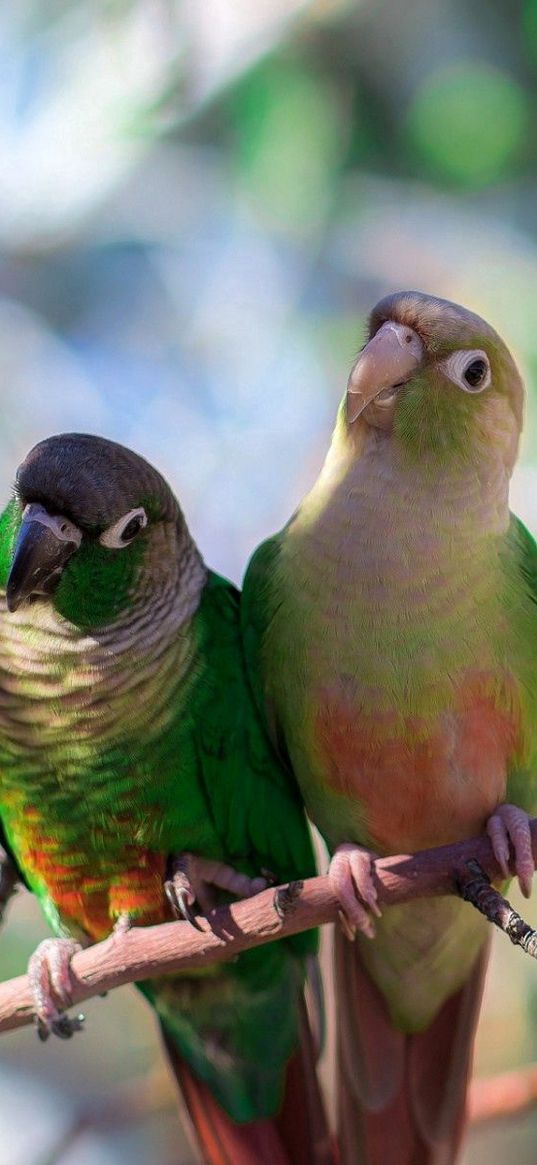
[
  {"xmin": 6, "ymin": 503, "xmax": 82, "ymax": 612},
  {"xmin": 347, "ymin": 321, "xmax": 424, "ymax": 423}
]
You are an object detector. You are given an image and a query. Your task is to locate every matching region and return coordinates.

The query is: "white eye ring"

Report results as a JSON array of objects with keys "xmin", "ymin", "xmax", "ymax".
[
  {"xmin": 441, "ymin": 349, "xmax": 491, "ymax": 394},
  {"xmin": 99, "ymin": 507, "xmax": 148, "ymax": 549}
]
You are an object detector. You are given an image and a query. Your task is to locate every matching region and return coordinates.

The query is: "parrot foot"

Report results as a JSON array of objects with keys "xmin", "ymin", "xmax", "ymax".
[
  {"xmin": 329, "ymin": 842, "xmax": 382, "ymax": 940},
  {"xmin": 28, "ymin": 938, "xmax": 85, "ymax": 1041},
  {"xmin": 164, "ymin": 853, "xmax": 267, "ymax": 929},
  {"xmin": 486, "ymin": 803, "xmax": 535, "ymax": 898},
  {"xmin": 112, "ymin": 912, "xmax": 132, "ymax": 935}
]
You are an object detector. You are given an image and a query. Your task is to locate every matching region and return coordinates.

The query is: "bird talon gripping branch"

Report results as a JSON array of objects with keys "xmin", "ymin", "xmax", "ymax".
[
  {"xmin": 36, "ymin": 1011, "xmax": 85, "ymax": 1042},
  {"xmin": 486, "ymin": 802, "xmax": 536, "ymax": 898},
  {"xmin": 165, "ymin": 851, "xmax": 268, "ymax": 928},
  {"xmin": 28, "ymin": 937, "xmax": 83, "ymax": 1041},
  {"xmin": 164, "ymin": 879, "xmax": 203, "ymax": 930}
]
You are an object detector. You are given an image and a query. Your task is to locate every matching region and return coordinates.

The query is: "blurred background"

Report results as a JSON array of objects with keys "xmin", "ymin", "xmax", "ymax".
[{"xmin": 0, "ymin": 0, "xmax": 537, "ymax": 1161}]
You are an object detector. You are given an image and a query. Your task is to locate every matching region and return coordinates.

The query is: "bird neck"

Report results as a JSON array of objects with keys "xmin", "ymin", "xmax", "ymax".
[
  {"xmin": 273, "ymin": 419, "xmax": 516, "ymax": 754},
  {"xmin": 294, "ymin": 417, "xmax": 512, "ymax": 559},
  {"xmin": 0, "ymin": 534, "xmax": 208, "ymax": 748}
]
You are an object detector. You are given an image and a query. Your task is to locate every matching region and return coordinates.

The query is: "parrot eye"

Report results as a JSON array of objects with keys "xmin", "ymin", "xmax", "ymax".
[
  {"xmin": 463, "ymin": 357, "xmax": 488, "ymax": 388},
  {"xmin": 99, "ymin": 507, "xmax": 148, "ymax": 549},
  {"xmin": 441, "ymin": 349, "xmax": 491, "ymax": 394}
]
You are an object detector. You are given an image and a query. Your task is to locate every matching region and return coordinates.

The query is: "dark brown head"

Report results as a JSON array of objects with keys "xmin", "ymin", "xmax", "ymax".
[
  {"xmin": 16, "ymin": 433, "xmax": 179, "ymax": 532},
  {"xmin": 3, "ymin": 434, "xmax": 197, "ymax": 626}
]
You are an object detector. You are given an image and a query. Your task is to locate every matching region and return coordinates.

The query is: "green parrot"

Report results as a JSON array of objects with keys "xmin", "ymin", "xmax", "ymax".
[
  {"xmin": 242, "ymin": 290, "xmax": 537, "ymax": 1164},
  {"xmin": 0, "ymin": 433, "xmax": 332, "ymax": 1165}
]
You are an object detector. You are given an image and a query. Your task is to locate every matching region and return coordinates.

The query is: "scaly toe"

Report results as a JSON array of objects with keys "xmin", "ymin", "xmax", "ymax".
[
  {"xmin": 165, "ymin": 853, "xmax": 268, "ymax": 923},
  {"xmin": 28, "ymin": 938, "xmax": 83, "ymax": 1040},
  {"xmin": 112, "ymin": 912, "xmax": 132, "ymax": 936},
  {"xmin": 201, "ymin": 861, "xmax": 267, "ymax": 901},
  {"xmin": 346, "ymin": 848, "xmax": 382, "ymax": 918},
  {"xmin": 329, "ymin": 843, "xmax": 380, "ymax": 940},
  {"xmin": 486, "ymin": 815, "xmax": 510, "ymax": 879},
  {"xmin": 487, "ymin": 803, "xmax": 535, "ymax": 898},
  {"xmin": 164, "ymin": 878, "xmax": 202, "ymax": 930},
  {"xmin": 337, "ymin": 910, "xmax": 358, "ymax": 942}
]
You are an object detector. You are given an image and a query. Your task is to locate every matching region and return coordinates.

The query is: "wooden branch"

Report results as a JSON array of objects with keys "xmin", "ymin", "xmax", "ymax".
[
  {"xmin": 1, "ymin": 821, "xmax": 537, "ymax": 1035},
  {"xmin": 457, "ymin": 859, "xmax": 537, "ymax": 958}
]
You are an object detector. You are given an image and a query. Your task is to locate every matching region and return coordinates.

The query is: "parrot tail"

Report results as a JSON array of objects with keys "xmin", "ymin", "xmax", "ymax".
[
  {"xmin": 335, "ymin": 928, "xmax": 489, "ymax": 1165},
  {"xmin": 161, "ymin": 1000, "xmax": 336, "ymax": 1165}
]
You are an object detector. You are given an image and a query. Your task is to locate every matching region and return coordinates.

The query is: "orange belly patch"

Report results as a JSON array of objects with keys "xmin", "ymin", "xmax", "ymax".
[
  {"xmin": 19, "ymin": 818, "xmax": 167, "ymax": 941},
  {"xmin": 314, "ymin": 671, "xmax": 521, "ymax": 853}
]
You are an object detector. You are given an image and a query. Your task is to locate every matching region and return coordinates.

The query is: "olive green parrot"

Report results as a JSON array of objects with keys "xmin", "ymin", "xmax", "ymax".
[{"xmin": 242, "ymin": 291, "xmax": 537, "ymax": 1163}]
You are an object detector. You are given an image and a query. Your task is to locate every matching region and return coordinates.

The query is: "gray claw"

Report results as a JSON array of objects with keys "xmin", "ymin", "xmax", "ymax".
[
  {"xmin": 36, "ymin": 1017, "xmax": 49, "ymax": 1043},
  {"xmin": 53, "ymin": 1013, "xmax": 85, "ymax": 1039},
  {"xmin": 36, "ymin": 1012, "xmax": 85, "ymax": 1042},
  {"xmin": 164, "ymin": 880, "xmax": 203, "ymax": 931}
]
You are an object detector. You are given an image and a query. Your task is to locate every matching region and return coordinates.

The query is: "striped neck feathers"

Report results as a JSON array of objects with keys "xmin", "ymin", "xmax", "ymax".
[{"xmin": 0, "ymin": 529, "xmax": 208, "ymax": 745}]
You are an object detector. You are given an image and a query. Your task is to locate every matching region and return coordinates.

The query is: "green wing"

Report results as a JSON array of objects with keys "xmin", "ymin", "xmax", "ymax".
[
  {"xmin": 193, "ymin": 568, "xmax": 315, "ymax": 903},
  {"xmin": 502, "ymin": 512, "xmax": 537, "ymax": 809},
  {"xmin": 509, "ymin": 511, "xmax": 537, "ymax": 600},
  {"xmin": 145, "ymin": 568, "xmax": 318, "ymax": 1123},
  {"xmin": 240, "ymin": 534, "xmax": 286, "ymax": 752}
]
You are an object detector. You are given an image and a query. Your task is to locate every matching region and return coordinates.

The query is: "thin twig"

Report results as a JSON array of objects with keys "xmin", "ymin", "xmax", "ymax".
[
  {"xmin": 457, "ymin": 859, "xmax": 537, "ymax": 957},
  {"xmin": 1, "ymin": 821, "xmax": 537, "ymax": 1035}
]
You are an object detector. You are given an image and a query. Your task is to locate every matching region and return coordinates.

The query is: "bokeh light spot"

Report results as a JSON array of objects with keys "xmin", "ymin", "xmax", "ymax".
[
  {"xmin": 405, "ymin": 62, "xmax": 529, "ymax": 186},
  {"xmin": 230, "ymin": 59, "xmax": 345, "ymax": 236}
]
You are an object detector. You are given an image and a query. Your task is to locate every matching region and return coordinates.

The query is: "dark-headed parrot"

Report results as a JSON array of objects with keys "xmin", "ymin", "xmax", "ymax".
[{"xmin": 0, "ymin": 433, "xmax": 332, "ymax": 1165}]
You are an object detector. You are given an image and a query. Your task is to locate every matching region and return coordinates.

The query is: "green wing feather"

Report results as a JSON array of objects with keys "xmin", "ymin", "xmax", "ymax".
[
  {"xmin": 240, "ymin": 535, "xmax": 286, "ymax": 748},
  {"xmin": 508, "ymin": 511, "xmax": 537, "ymax": 600},
  {"xmin": 145, "ymin": 569, "xmax": 317, "ymax": 1122},
  {"xmin": 501, "ymin": 512, "xmax": 537, "ymax": 810},
  {"xmin": 194, "ymin": 570, "xmax": 313, "ymax": 898}
]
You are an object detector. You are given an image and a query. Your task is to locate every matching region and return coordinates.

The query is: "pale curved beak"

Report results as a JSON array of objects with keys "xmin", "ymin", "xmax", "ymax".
[{"xmin": 347, "ymin": 321, "xmax": 424, "ymax": 423}]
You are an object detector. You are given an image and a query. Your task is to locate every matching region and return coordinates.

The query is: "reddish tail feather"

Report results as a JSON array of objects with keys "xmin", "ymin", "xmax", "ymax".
[
  {"xmin": 335, "ymin": 929, "xmax": 489, "ymax": 1165},
  {"xmin": 162, "ymin": 1002, "xmax": 336, "ymax": 1165}
]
